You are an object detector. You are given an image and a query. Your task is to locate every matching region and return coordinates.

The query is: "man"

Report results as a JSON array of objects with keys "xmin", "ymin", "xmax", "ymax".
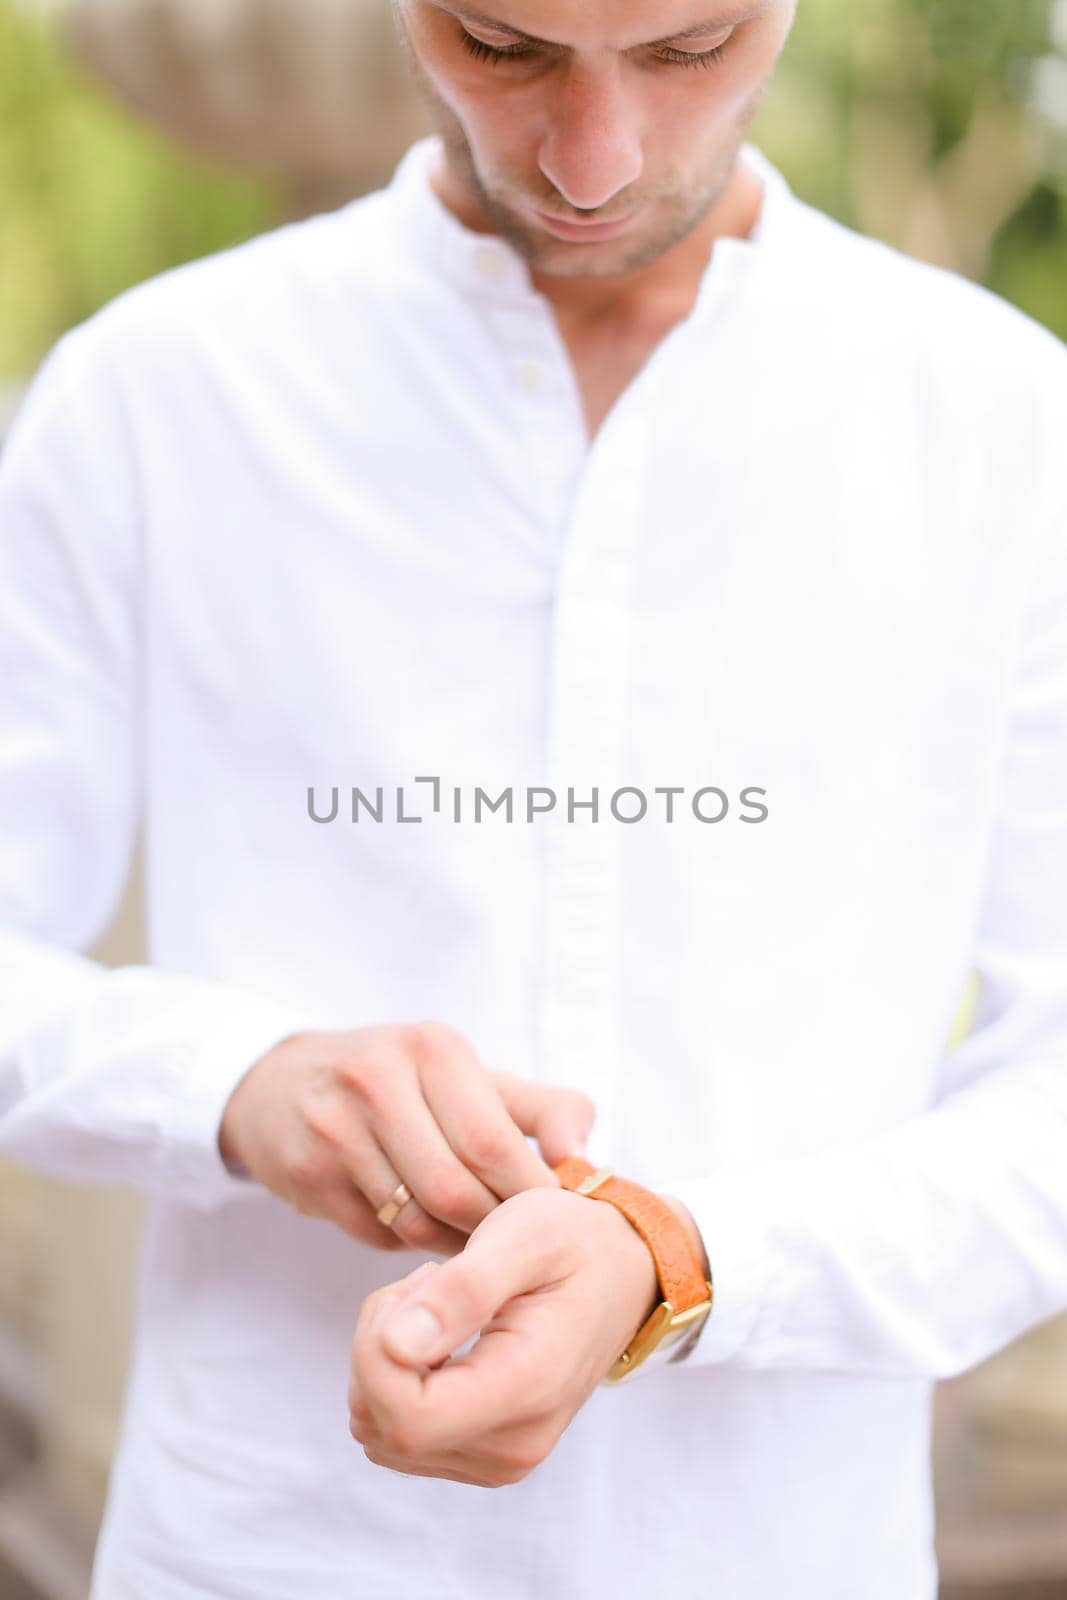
[{"xmin": 2, "ymin": 1, "xmax": 1066, "ymax": 1596}]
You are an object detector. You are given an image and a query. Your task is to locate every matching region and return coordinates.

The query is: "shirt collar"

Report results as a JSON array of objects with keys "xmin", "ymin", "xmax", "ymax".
[{"xmin": 386, "ymin": 130, "xmax": 796, "ymax": 304}]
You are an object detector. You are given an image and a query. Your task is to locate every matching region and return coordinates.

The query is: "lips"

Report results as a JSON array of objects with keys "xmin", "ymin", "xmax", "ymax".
[{"xmin": 534, "ymin": 208, "xmax": 640, "ymax": 242}]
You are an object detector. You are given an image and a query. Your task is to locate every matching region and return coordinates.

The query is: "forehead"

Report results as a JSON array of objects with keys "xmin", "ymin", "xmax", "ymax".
[{"xmin": 427, "ymin": 0, "xmax": 772, "ymax": 47}]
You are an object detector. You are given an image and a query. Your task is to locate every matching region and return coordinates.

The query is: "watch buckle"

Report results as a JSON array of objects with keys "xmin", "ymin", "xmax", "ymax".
[{"xmin": 602, "ymin": 1286, "xmax": 713, "ymax": 1384}]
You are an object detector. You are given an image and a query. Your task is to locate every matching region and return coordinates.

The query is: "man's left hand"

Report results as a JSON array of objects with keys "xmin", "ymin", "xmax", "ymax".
[{"xmin": 347, "ymin": 1184, "xmax": 664, "ymax": 1487}]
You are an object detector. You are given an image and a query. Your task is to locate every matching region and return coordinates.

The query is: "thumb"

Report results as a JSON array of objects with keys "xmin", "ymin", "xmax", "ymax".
[
  {"xmin": 490, "ymin": 1070, "xmax": 596, "ymax": 1167},
  {"xmin": 380, "ymin": 1200, "xmax": 552, "ymax": 1368}
]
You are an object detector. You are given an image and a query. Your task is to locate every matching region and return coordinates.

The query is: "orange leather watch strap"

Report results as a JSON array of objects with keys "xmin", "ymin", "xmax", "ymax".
[{"xmin": 554, "ymin": 1154, "xmax": 710, "ymax": 1315}]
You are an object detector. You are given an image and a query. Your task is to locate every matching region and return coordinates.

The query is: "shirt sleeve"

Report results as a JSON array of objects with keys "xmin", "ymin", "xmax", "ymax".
[
  {"xmin": 670, "ymin": 410, "xmax": 1067, "ymax": 1381},
  {"xmin": 0, "ymin": 318, "xmax": 312, "ymax": 1209}
]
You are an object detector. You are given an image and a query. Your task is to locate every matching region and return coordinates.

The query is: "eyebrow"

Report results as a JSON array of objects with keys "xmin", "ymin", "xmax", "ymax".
[{"xmin": 439, "ymin": 1, "xmax": 770, "ymax": 47}]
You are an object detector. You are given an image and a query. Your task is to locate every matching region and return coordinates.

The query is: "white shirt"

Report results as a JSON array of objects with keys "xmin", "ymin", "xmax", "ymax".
[{"xmin": 2, "ymin": 132, "xmax": 1066, "ymax": 1600}]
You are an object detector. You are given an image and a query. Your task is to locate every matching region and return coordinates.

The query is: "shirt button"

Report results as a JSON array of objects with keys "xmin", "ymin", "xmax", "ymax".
[
  {"xmin": 473, "ymin": 245, "xmax": 506, "ymax": 281},
  {"xmin": 519, "ymin": 360, "xmax": 545, "ymax": 394}
]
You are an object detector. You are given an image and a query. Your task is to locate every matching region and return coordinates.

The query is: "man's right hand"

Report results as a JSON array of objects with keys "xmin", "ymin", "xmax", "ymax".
[{"xmin": 217, "ymin": 1020, "xmax": 595, "ymax": 1256}]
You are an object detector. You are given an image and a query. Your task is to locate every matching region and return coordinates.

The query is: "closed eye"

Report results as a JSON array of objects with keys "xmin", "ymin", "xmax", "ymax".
[
  {"xmin": 457, "ymin": 27, "xmax": 732, "ymax": 70},
  {"xmin": 652, "ymin": 42, "xmax": 730, "ymax": 68},
  {"xmin": 458, "ymin": 29, "xmax": 537, "ymax": 63}
]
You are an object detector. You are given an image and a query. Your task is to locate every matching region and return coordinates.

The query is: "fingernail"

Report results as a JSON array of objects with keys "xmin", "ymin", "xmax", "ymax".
[{"xmin": 384, "ymin": 1304, "xmax": 441, "ymax": 1362}]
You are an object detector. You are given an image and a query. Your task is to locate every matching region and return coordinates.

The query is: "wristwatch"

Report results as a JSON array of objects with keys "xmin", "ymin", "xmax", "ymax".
[{"xmin": 554, "ymin": 1155, "xmax": 714, "ymax": 1384}]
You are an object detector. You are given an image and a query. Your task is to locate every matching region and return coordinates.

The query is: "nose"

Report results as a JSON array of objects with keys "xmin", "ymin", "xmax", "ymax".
[{"xmin": 537, "ymin": 63, "xmax": 644, "ymax": 212}]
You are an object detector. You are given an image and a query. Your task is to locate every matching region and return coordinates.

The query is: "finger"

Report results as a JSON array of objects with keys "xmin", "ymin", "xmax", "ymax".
[
  {"xmin": 366, "ymin": 1171, "xmax": 472, "ymax": 1257},
  {"xmin": 373, "ymin": 1299, "xmax": 555, "ymax": 1453},
  {"xmin": 362, "ymin": 1434, "xmax": 539, "ymax": 1487},
  {"xmin": 337, "ymin": 1118, "xmax": 488, "ymax": 1252},
  {"xmin": 315, "ymin": 1177, "xmax": 466, "ymax": 1255},
  {"xmin": 489, "ymin": 1071, "xmax": 596, "ymax": 1168},
  {"xmin": 422, "ymin": 1058, "xmax": 567, "ymax": 1201},
  {"xmin": 380, "ymin": 1200, "xmax": 564, "ymax": 1368},
  {"xmin": 367, "ymin": 1073, "xmax": 505, "ymax": 1234},
  {"xmin": 374, "ymin": 1201, "xmax": 568, "ymax": 1444},
  {"xmin": 317, "ymin": 1179, "xmax": 408, "ymax": 1250},
  {"xmin": 351, "ymin": 1267, "xmax": 439, "ymax": 1412},
  {"xmin": 356, "ymin": 1263, "xmax": 441, "ymax": 1343},
  {"xmin": 361, "ymin": 1446, "xmax": 502, "ymax": 1488},
  {"xmin": 355, "ymin": 1293, "xmax": 544, "ymax": 1490},
  {"xmin": 351, "ymin": 1272, "xmax": 440, "ymax": 1437}
]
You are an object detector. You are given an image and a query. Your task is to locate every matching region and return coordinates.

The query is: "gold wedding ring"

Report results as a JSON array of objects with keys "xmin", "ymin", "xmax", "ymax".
[{"xmin": 376, "ymin": 1181, "xmax": 413, "ymax": 1226}]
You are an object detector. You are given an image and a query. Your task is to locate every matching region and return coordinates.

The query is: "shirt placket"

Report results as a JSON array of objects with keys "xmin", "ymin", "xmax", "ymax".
[
  {"xmin": 538, "ymin": 401, "xmax": 652, "ymax": 1166},
  {"xmin": 464, "ymin": 245, "xmax": 637, "ymax": 1154},
  {"xmin": 462, "ymin": 235, "xmax": 696, "ymax": 1165},
  {"xmin": 472, "ymin": 252, "xmax": 589, "ymax": 536}
]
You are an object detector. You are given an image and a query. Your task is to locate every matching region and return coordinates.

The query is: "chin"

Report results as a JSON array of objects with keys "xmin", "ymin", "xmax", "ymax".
[{"xmin": 532, "ymin": 242, "xmax": 646, "ymax": 278}]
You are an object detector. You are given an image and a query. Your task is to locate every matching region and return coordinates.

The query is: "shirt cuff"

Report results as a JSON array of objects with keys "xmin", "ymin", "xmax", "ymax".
[
  {"xmin": 664, "ymin": 1167, "xmax": 777, "ymax": 1366},
  {"xmin": 163, "ymin": 987, "xmax": 313, "ymax": 1207}
]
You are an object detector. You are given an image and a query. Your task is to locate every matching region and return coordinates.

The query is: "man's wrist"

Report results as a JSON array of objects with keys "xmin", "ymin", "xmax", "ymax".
[
  {"xmin": 602, "ymin": 1188, "xmax": 713, "ymax": 1380},
  {"xmin": 604, "ymin": 1191, "xmax": 710, "ymax": 1331},
  {"xmin": 601, "ymin": 1200, "xmax": 661, "ymax": 1328}
]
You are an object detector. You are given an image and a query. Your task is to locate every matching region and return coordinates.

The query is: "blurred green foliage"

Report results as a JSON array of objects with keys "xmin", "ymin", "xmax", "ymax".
[
  {"xmin": 759, "ymin": 0, "xmax": 1067, "ymax": 336},
  {"xmin": 0, "ymin": 0, "xmax": 1064, "ymax": 383},
  {"xmin": 0, "ymin": 3, "xmax": 277, "ymax": 380}
]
